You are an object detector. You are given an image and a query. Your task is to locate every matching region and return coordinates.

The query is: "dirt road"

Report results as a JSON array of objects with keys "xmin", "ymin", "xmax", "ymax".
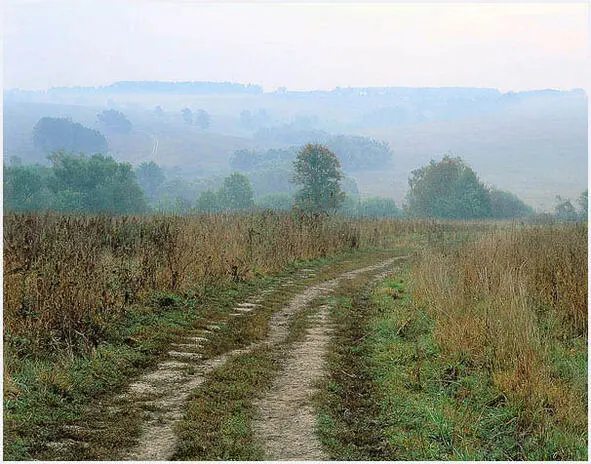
[
  {"xmin": 252, "ymin": 260, "xmax": 403, "ymax": 460},
  {"xmin": 46, "ymin": 254, "xmax": 407, "ymax": 460}
]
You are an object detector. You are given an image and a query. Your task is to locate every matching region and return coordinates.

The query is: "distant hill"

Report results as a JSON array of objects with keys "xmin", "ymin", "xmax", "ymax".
[
  {"xmin": 3, "ymin": 83, "xmax": 587, "ymax": 211},
  {"xmin": 2, "ymin": 100, "xmax": 260, "ymax": 175},
  {"xmin": 5, "ymin": 81, "xmax": 263, "ymax": 98}
]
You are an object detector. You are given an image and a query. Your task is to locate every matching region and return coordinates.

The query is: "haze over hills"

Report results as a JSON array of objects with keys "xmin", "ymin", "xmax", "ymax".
[{"xmin": 3, "ymin": 82, "xmax": 587, "ymax": 211}]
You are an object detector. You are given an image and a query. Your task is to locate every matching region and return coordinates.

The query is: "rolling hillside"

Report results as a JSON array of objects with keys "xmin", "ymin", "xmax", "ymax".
[{"xmin": 3, "ymin": 85, "xmax": 587, "ymax": 210}]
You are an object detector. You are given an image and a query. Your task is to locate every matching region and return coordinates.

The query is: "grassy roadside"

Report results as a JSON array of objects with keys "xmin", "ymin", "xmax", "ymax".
[
  {"xmin": 171, "ymin": 248, "xmax": 407, "ymax": 460},
  {"xmin": 3, "ymin": 246, "xmax": 398, "ymax": 461},
  {"xmin": 317, "ymin": 267, "xmax": 587, "ymax": 460},
  {"xmin": 4, "ymin": 256, "xmax": 317, "ymax": 461},
  {"xmin": 4, "ymin": 274, "xmax": 274, "ymax": 460},
  {"xmin": 368, "ymin": 273, "xmax": 523, "ymax": 460},
  {"xmin": 409, "ymin": 224, "xmax": 588, "ymax": 460}
]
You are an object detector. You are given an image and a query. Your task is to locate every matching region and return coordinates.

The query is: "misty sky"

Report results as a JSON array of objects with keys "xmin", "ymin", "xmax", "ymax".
[{"xmin": 3, "ymin": 1, "xmax": 588, "ymax": 92}]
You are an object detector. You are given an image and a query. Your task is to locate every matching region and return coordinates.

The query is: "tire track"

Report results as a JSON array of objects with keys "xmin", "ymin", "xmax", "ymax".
[{"xmin": 252, "ymin": 257, "xmax": 406, "ymax": 460}]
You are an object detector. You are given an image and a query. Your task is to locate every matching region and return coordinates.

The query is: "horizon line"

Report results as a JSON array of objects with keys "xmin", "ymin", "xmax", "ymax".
[{"xmin": 3, "ymin": 80, "xmax": 586, "ymax": 95}]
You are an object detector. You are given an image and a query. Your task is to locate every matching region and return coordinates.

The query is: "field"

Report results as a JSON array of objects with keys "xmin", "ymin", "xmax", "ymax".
[
  {"xmin": 357, "ymin": 94, "xmax": 587, "ymax": 209},
  {"xmin": 3, "ymin": 213, "xmax": 587, "ymax": 460}
]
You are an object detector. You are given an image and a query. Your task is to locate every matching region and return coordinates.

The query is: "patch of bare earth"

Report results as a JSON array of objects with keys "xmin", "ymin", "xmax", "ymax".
[
  {"xmin": 119, "ymin": 342, "xmax": 258, "ymax": 460},
  {"xmin": 253, "ymin": 304, "xmax": 333, "ymax": 460}
]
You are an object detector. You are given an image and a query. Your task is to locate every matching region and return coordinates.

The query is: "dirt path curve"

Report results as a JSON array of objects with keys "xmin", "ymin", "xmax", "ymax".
[
  {"xmin": 252, "ymin": 259, "xmax": 405, "ymax": 460},
  {"xmin": 116, "ymin": 256, "xmax": 406, "ymax": 460}
]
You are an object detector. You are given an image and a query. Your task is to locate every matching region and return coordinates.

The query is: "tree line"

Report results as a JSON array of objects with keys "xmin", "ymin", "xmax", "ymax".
[
  {"xmin": 4, "ymin": 144, "xmax": 585, "ymax": 221},
  {"xmin": 4, "ymin": 152, "xmax": 147, "ymax": 214},
  {"xmin": 230, "ymin": 134, "xmax": 392, "ymax": 172}
]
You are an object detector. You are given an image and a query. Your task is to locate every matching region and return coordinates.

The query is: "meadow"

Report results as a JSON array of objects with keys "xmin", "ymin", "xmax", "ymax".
[
  {"xmin": 3, "ymin": 212, "xmax": 587, "ymax": 460},
  {"xmin": 319, "ymin": 221, "xmax": 587, "ymax": 460},
  {"xmin": 4, "ymin": 212, "xmax": 424, "ymax": 356}
]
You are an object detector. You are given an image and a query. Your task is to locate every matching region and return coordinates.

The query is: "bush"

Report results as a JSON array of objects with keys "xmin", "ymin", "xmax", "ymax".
[
  {"xmin": 256, "ymin": 193, "xmax": 293, "ymax": 211},
  {"xmin": 490, "ymin": 189, "xmax": 534, "ymax": 219},
  {"xmin": 356, "ymin": 197, "xmax": 402, "ymax": 218}
]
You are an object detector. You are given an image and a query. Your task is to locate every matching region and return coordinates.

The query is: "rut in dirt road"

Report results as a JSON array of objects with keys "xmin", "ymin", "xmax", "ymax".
[
  {"xmin": 252, "ymin": 259, "xmax": 406, "ymax": 460},
  {"xmin": 253, "ymin": 303, "xmax": 333, "ymax": 460}
]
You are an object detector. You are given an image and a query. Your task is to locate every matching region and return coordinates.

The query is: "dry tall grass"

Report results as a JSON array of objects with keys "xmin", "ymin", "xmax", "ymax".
[
  {"xmin": 4, "ymin": 211, "xmax": 426, "ymax": 353},
  {"xmin": 411, "ymin": 223, "xmax": 587, "ymax": 432}
]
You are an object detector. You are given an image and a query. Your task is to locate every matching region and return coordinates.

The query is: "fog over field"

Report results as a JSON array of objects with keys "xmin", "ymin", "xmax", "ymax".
[
  {"xmin": 3, "ymin": 1, "xmax": 588, "ymax": 212},
  {"xmin": 3, "ymin": 4, "xmax": 589, "ymax": 461}
]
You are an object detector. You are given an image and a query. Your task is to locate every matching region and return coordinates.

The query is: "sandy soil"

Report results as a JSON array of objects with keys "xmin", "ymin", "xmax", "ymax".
[{"xmin": 253, "ymin": 304, "xmax": 333, "ymax": 460}]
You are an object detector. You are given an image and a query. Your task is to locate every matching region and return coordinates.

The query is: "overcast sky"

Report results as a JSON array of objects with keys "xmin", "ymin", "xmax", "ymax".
[{"xmin": 2, "ymin": 1, "xmax": 589, "ymax": 92}]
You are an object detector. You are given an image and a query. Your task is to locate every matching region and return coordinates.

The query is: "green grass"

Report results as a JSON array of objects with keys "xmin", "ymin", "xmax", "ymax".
[
  {"xmin": 317, "ymin": 271, "xmax": 587, "ymax": 460},
  {"xmin": 172, "ymin": 346, "xmax": 279, "ymax": 460},
  {"xmin": 315, "ymin": 291, "xmax": 386, "ymax": 460},
  {"xmin": 367, "ymin": 277, "xmax": 516, "ymax": 460}
]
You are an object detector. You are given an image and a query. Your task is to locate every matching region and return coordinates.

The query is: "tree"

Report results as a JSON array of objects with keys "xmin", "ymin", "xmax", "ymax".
[
  {"xmin": 97, "ymin": 109, "xmax": 132, "ymax": 133},
  {"xmin": 406, "ymin": 155, "xmax": 492, "ymax": 219},
  {"xmin": 218, "ymin": 173, "xmax": 255, "ymax": 211},
  {"xmin": 325, "ymin": 135, "xmax": 393, "ymax": 171},
  {"xmin": 292, "ymin": 143, "xmax": 345, "ymax": 213},
  {"xmin": 135, "ymin": 161, "xmax": 165, "ymax": 203},
  {"xmin": 33, "ymin": 117, "xmax": 108, "ymax": 155},
  {"xmin": 3, "ymin": 164, "xmax": 54, "ymax": 211},
  {"xmin": 4, "ymin": 166, "xmax": 41, "ymax": 207},
  {"xmin": 194, "ymin": 109, "xmax": 211, "ymax": 129},
  {"xmin": 47, "ymin": 151, "xmax": 148, "ymax": 213}
]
